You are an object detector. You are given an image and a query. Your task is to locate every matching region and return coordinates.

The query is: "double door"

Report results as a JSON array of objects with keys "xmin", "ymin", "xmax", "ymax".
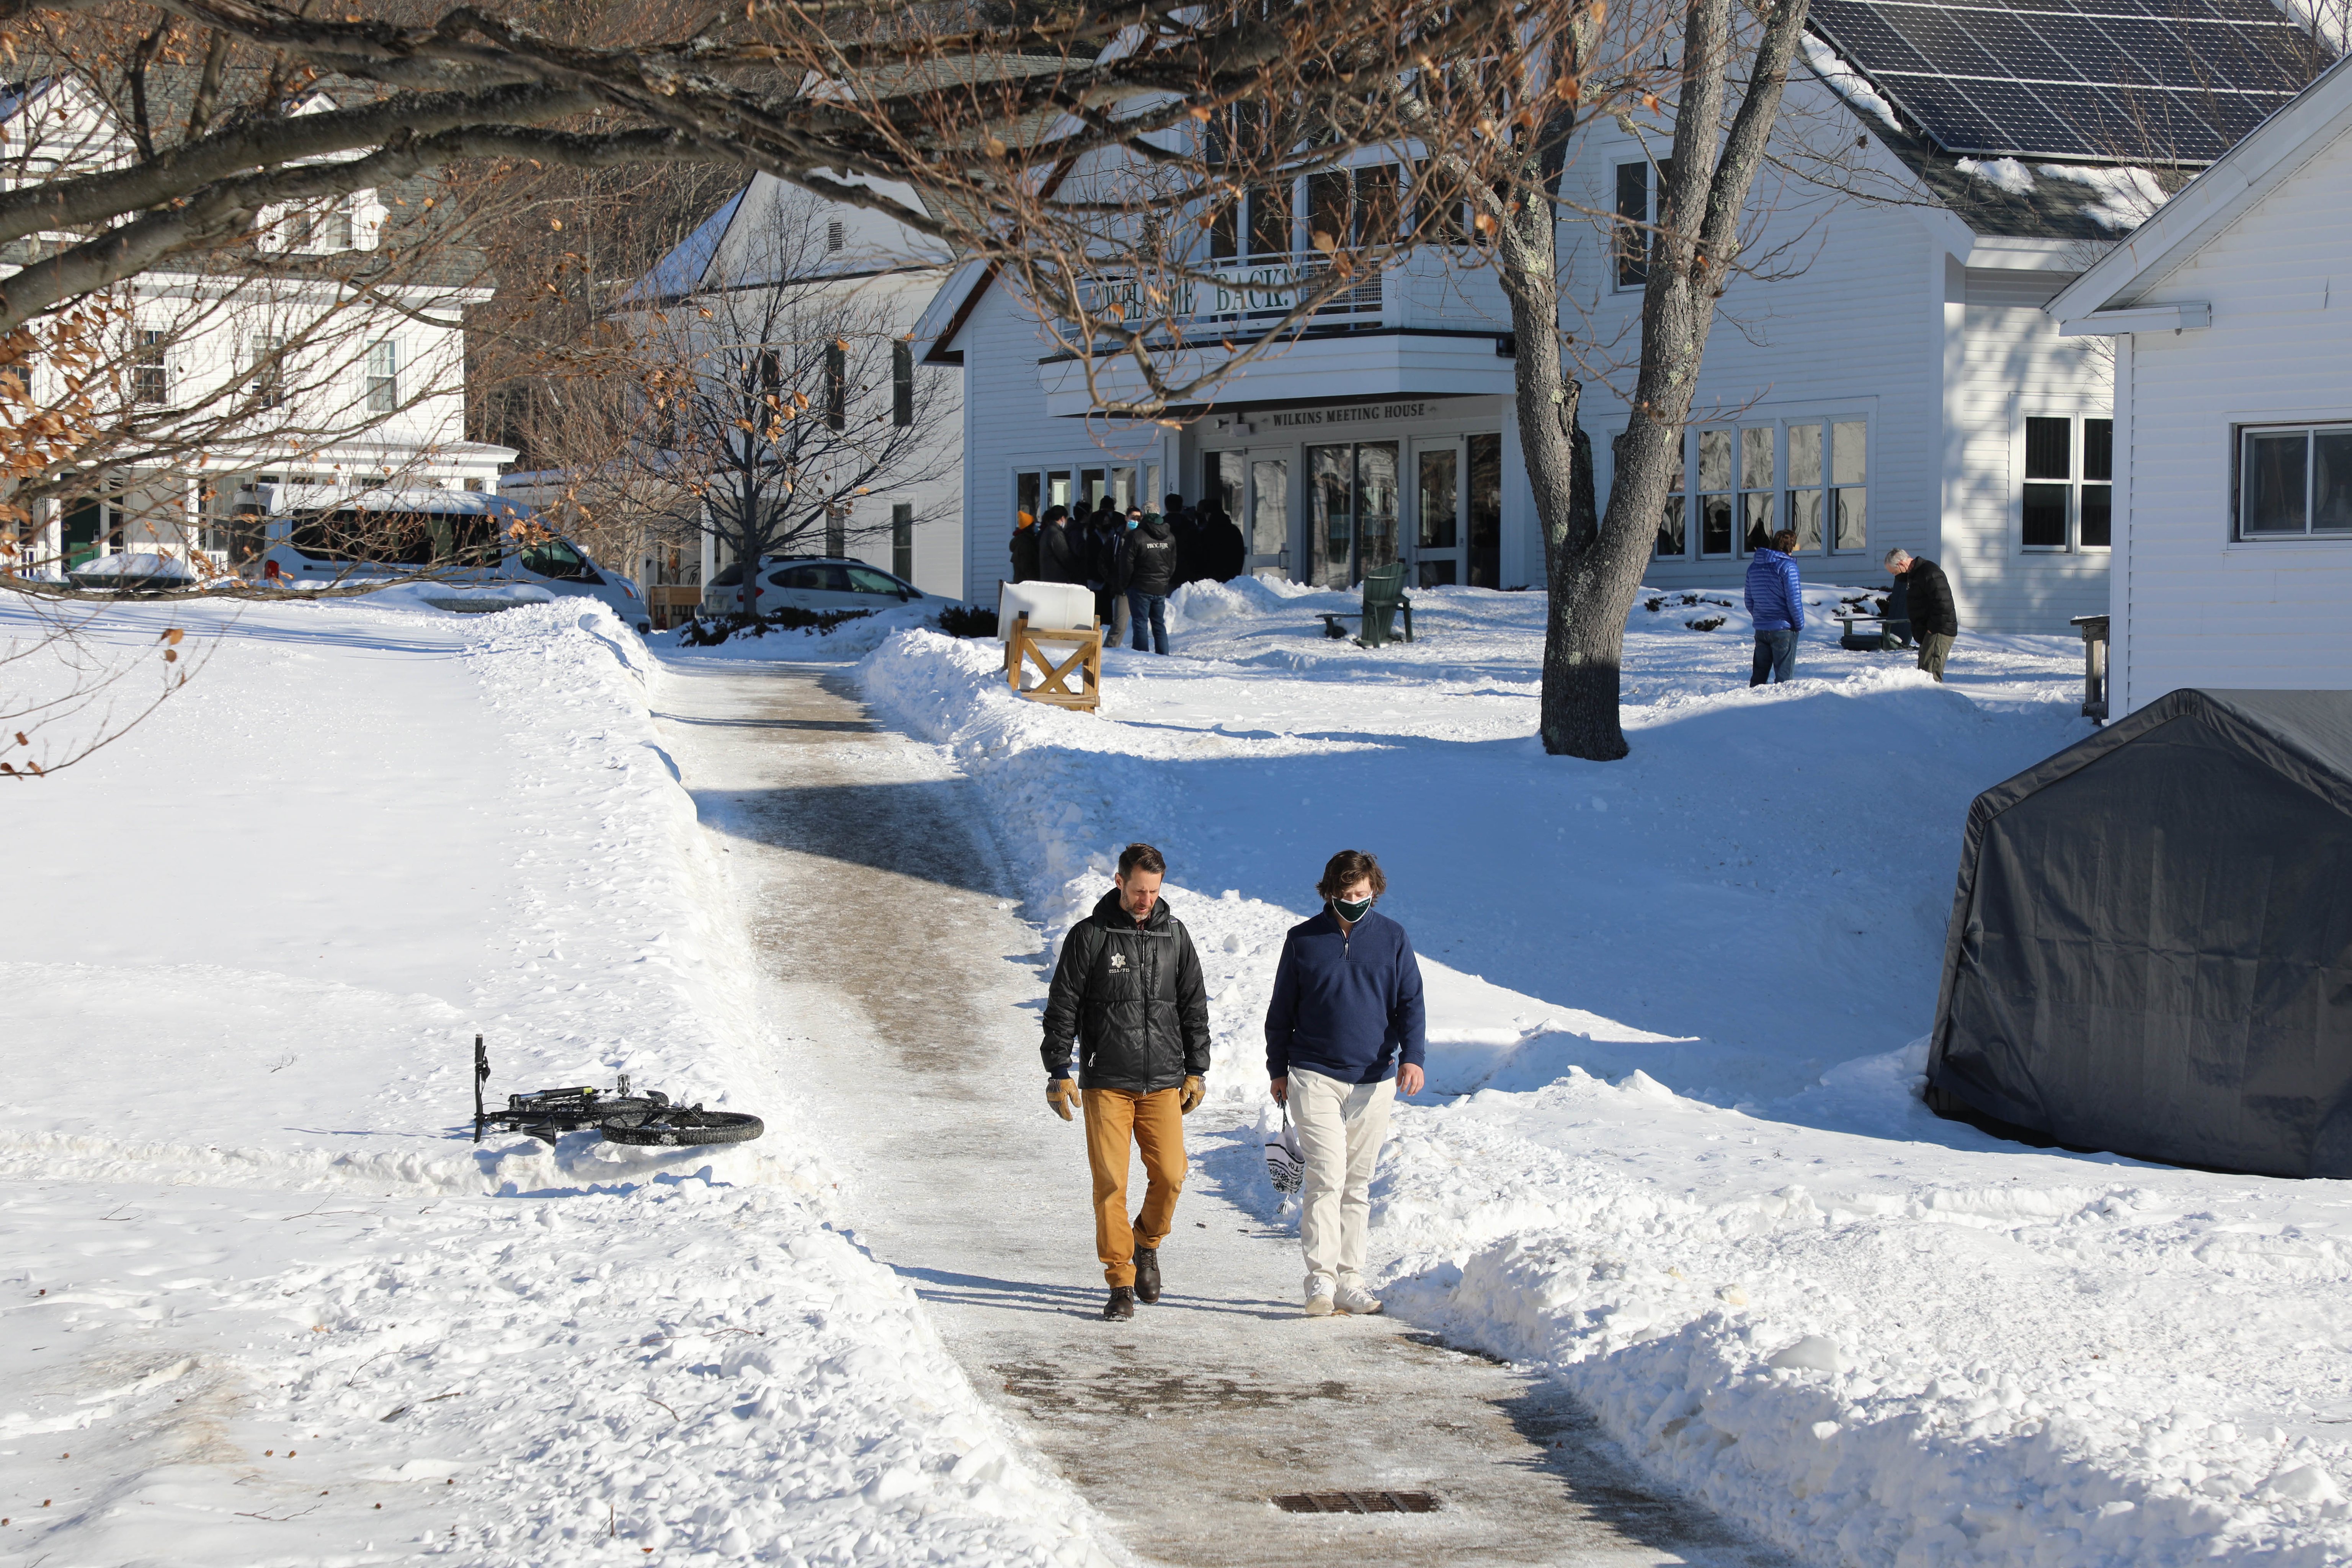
[
  {"xmin": 1307, "ymin": 442, "xmax": 1400, "ymax": 589},
  {"xmin": 1203, "ymin": 431, "xmax": 1501, "ymax": 588},
  {"xmin": 1207, "ymin": 441, "xmax": 1405, "ymax": 587}
]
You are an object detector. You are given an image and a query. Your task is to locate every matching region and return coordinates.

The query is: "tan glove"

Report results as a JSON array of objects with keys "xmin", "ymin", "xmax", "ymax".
[
  {"xmin": 1047, "ymin": 1077, "xmax": 1081, "ymax": 1121},
  {"xmin": 1179, "ymin": 1075, "xmax": 1205, "ymax": 1115}
]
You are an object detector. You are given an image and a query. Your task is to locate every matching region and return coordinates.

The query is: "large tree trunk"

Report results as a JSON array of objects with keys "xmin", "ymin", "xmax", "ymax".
[
  {"xmin": 1492, "ymin": 162, "xmax": 1606, "ymax": 756},
  {"xmin": 1496, "ymin": 0, "xmax": 1813, "ymax": 760},
  {"xmin": 1541, "ymin": 419, "xmax": 1611, "ymax": 755}
]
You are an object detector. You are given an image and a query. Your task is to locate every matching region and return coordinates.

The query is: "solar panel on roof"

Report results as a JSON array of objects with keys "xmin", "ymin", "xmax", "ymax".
[{"xmin": 1806, "ymin": 0, "xmax": 2331, "ymax": 162}]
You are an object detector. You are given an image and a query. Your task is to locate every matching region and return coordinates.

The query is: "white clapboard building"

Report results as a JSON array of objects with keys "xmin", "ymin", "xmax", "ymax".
[
  {"xmin": 2, "ymin": 69, "xmax": 510, "ymax": 577},
  {"xmin": 918, "ymin": 0, "xmax": 2331, "ymax": 631},
  {"xmin": 629, "ymin": 172, "xmax": 965, "ymax": 599},
  {"xmin": 2046, "ymin": 54, "xmax": 2352, "ymax": 714}
]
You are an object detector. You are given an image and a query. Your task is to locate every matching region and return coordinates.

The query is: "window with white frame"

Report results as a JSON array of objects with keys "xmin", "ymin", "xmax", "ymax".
[
  {"xmin": 1614, "ymin": 158, "xmax": 1671, "ymax": 290},
  {"xmin": 891, "ymin": 341, "xmax": 914, "ymax": 428},
  {"xmin": 1695, "ymin": 428, "xmax": 1733, "ymax": 556},
  {"xmin": 1014, "ymin": 469, "xmax": 1076, "ymax": 521},
  {"xmin": 1739, "ymin": 425, "xmax": 1775, "ymax": 550},
  {"xmin": 249, "ymin": 333, "xmax": 286, "ymax": 410},
  {"xmin": 365, "ymin": 338, "xmax": 399, "ymax": 413},
  {"xmin": 1656, "ymin": 417, "xmax": 1869, "ymax": 560},
  {"xmin": 2236, "ymin": 422, "xmax": 2352, "ymax": 539},
  {"xmin": 2020, "ymin": 414, "xmax": 2113, "ymax": 551},
  {"xmin": 1795, "ymin": 419, "xmax": 1868, "ymax": 553},
  {"xmin": 892, "ymin": 502, "xmax": 915, "ymax": 580},
  {"xmin": 1657, "ymin": 452, "xmax": 1685, "ymax": 557},
  {"xmin": 132, "ymin": 329, "xmax": 168, "ymax": 404}
]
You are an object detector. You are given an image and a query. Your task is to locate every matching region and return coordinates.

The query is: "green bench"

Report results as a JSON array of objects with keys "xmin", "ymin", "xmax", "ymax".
[{"xmin": 1318, "ymin": 563, "xmax": 1415, "ymax": 649}]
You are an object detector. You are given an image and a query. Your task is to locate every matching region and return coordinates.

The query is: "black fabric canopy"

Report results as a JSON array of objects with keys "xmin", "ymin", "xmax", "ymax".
[{"xmin": 1927, "ymin": 689, "xmax": 2352, "ymax": 1178}]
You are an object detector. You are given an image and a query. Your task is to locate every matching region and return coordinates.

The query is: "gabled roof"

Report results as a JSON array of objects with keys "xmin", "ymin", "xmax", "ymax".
[
  {"xmin": 626, "ymin": 171, "xmax": 953, "ymax": 306},
  {"xmin": 2046, "ymin": 51, "xmax": 2352, "ymax": 320},
  {"xmin": 629, "ymin": 184, "xmax": 748, "ymax": 301},
  {"xmin": 912, "ymin": 258, "xmax": 993, "ymax": 364}
]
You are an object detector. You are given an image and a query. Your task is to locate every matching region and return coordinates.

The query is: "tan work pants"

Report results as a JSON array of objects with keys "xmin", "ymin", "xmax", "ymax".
[
  {"xmin": 1082, "ymin": 1086, "xmax": 1186, "ymax": 1287},
  {"xmin": 1290, "ymin": 1068, "xmax": 1396, "ymax": 1293}
]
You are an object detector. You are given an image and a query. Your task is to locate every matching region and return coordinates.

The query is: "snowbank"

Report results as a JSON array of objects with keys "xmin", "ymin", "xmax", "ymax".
[
  {"xmin": 852, "ymin": 585, "xmax": 2352, "ymax": 1567},
  {"xmin": 0, "ymin": 592, "xmax": 1115, "ymax": 1566},
  {"xmin": 1379, "ymin": 1063, "xmax": 2352, "ymax": 1568}
]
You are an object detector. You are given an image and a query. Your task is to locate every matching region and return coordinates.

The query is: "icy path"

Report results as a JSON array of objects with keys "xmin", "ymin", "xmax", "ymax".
[{"xmin": 654, "ymin": 656, "xmax": 1789, "ymax": 1568}]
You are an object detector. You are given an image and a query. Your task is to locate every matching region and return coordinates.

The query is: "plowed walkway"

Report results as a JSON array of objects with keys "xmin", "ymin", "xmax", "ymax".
[{"xmin": 656, "ymin": 655, "xmax": 1788, "ymax": 1568}]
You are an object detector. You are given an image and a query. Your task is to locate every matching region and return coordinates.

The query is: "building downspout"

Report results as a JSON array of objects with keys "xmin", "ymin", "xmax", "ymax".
[
  {"xmin": 1939, "ymin": 252, "xmax": 1967, "ymax": 599},
  {"xmin": 2112, "ymin": 331, "xmax": 2135, "ymax": 719}
]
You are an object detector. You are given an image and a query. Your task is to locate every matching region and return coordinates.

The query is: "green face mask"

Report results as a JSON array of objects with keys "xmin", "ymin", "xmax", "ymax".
[{"xmin": 1331, "ymin": 896, "xmax": 1374, "ymax": 923}]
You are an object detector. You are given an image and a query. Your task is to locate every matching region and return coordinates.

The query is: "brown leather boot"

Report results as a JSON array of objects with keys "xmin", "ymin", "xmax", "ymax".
[
  {"xmin": 1101, "ymin": 1285, "xmax": 1135, "ymax": 1321},
  {"xmin": 1134, "ymin": 1248, "xmax": 1161, "ymax": 1304}
]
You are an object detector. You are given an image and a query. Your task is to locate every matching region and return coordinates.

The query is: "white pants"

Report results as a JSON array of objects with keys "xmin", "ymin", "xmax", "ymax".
[{"xmin": 1290, "ymin": 1068, "xmax": 1396, "ymax": 1292}]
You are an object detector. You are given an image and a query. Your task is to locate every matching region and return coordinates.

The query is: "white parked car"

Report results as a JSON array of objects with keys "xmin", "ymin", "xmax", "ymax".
[
  {"xmin": 252, "ymin": 487, "xmax": 649, "ymax": 632},
  {"xmin": 701, "ymin": 555, "xmax": 928, "ymax": 617}
]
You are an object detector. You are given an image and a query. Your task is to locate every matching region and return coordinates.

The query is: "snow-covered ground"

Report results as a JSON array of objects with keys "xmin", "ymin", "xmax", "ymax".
[
  {"xmin": 856, "ymin": 578, "xmax": 2352, "ymax": 1568},
  {"xmin": 0, "ymin": 593, "xmax": 1114, "ymax": 1566}
]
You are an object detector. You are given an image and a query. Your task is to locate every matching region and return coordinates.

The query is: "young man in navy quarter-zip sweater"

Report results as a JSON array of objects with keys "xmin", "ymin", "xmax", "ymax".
[{"xmin": 1265, "ymin": 849, "xmax": 1426, "ymax": 1317}]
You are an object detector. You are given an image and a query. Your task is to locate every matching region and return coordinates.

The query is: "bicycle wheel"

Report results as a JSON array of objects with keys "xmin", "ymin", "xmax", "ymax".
[{"xmin": 600, "ymin": 1109, "xmax": 764, "ymax": 1147}]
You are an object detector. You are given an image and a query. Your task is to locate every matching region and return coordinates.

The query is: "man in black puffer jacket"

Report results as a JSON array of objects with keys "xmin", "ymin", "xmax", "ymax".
[
  {"xmin": 1042, "ymin": 841, "xmax": 1210, "ymax": 1320},
  {"xmin": 1885, "ymin": 548, "xmax": 1960, "ymax": 681},
  {"xmin": 1115, "ymin": 511, "xmax": 1180, "ymax": 653}
]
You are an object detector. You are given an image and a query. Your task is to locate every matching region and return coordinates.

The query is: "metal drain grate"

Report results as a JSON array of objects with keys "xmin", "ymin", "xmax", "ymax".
[{"xmin": 1273, "ymin": 1491, "xmax": 1440, "ymax": 1515}]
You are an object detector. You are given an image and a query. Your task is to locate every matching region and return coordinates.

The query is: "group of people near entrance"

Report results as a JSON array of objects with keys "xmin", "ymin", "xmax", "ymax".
[
  {"xmin": 1744, "ymin": 537, "xmax": 1962, "ymax": 687},
  {"xmin": 1044, "ymin": 843, "xmax": 1419, "ymax": 1321},
  {"xmin": 1010, "ymin": 497, "xmax": 1248, "ymax": 656}
]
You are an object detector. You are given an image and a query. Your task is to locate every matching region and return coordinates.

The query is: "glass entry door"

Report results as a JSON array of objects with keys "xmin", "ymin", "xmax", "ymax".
[
  {"xmin": 1248, "ymin": 456, "xmax": 1289, "ymax": 575},
  {"xmin": 1413, "ymin": 443, "xmax": 1462, "ymax": 586},
  {"xmin": 1307, "ymin": 441, "xmax": 1400, "ymax": 588},
  {"xmin": 1205, "ymin": 449, "xmax": 1291, "ymax": 576}
]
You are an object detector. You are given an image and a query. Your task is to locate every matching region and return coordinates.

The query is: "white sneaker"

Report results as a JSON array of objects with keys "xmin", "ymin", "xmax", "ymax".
[
  {"xmin": 1333, "ymin": 1282, "xmax": 1384, "ymax": 1315},
  {"xmin": 1304, "ymin": 1274, "xmax": 1336, "ymax": 1317}
]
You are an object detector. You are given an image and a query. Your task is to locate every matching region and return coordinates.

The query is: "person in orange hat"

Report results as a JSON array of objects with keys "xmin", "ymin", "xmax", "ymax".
[{"xmin": 1009, "ymin": 510, "xmax": 1040, "ymax": 583}]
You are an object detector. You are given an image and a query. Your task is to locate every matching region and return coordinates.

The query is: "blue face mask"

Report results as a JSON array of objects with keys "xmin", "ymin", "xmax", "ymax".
[{"xmin": 1126, "ymin": 517, "xmax": 1141, "ymax": 530}]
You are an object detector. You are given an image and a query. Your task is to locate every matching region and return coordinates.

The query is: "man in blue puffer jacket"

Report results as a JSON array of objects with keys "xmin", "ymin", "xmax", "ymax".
[
  {"xmin": 1266, "ymin": 849, "xmax": 1425, "ymax": 1318},
  {"xmin": 1744, "ymin": 528, "xmax": 1805, "ymax": 686}
]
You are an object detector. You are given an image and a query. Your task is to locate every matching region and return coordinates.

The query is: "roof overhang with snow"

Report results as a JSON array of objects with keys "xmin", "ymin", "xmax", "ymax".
[
  {"xmin": 913, "ymin": 258, "xmax": 993, "ymax": 365},
  {"xmin": 2046, "ymin": 53, "xmax": 2352, "ymax": 330}
]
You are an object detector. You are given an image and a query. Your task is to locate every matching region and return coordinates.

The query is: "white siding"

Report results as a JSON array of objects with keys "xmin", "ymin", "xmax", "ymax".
[
  {"xmin": 838, "ymin": 268, "xmax": 964, "ymax": 597},
  {"xmin": 2114, "ymin": 129, "xmax": 2352, "ymax": 715},
  {"xmin": 1568, "ymin": 79, "xmax": 2112, "ymax": 632},
  {"xmin": 951, "ymin": 281, "xmax": 1168, "ymax": 603},
  {"xmin": 1947, "ymin": 265, "xmax": 2114, "ymax": 632},
  {"xmin": 1570, "ymin": 93, "xmax": 1947, "ymax": 599},
  {"xmin": 936, "ymin": 72, "xmax": 2123, "ymax": 627}
]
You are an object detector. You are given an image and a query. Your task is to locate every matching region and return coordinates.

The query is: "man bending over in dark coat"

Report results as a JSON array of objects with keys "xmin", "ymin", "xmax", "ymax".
[{"xmin": 1884, "ymin": 549, "xmax": 1959, "ymax": 681}]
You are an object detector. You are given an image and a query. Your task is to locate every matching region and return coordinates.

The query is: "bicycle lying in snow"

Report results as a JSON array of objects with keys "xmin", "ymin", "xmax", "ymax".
[{"xmin": 470, "ymin": 1036, "xmax": 764, "ymax": 1148}]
